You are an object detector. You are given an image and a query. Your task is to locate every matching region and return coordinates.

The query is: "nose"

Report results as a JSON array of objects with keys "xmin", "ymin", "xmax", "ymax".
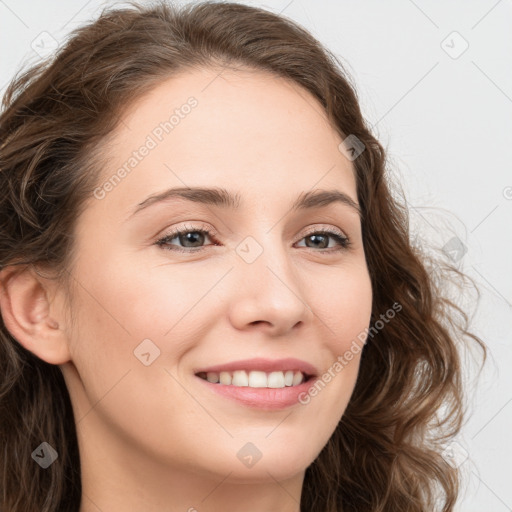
[{"xmin": 227, "ymin": 237, "xmax": 313, "ymax": 336}]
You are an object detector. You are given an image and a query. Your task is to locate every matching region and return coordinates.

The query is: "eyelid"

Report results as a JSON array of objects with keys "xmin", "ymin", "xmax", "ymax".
[
  {"xmin": 157, "ymin": 221, "xmax": 216, "ymax": 239},
  {"xmin": 155, "ymin": 221, "xmax": 351, "ymax": 253},
  {"xmin": 300, "ymin": 224, "xmax": 347, "ymax": 239},
  {"xmin": 157, "ymin": 222, "xmax": 347, "ymax": 241}
]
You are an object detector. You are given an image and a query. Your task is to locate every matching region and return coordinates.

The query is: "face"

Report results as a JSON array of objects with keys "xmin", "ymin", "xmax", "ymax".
[{"xmin": 60, "ymin": 66, "xmax": 373, "ymax": 484}]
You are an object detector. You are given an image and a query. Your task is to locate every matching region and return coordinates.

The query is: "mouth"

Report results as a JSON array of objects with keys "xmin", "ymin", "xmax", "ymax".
[
  {"xmin": 195, "ymin": 369, "xmax": 313, "ymax": 388},
  {"xmin": 192, "ymin": 357, "xmax": 318, "ymax": 409}
]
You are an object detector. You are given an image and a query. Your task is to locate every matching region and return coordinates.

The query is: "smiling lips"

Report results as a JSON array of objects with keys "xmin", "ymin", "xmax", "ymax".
[
  {"xmin": 193, "ymin": 357, "xmax": 317, "ymax": 389},
  {"xmin": 194, "ymin": 358, "xmax": 319, "ymax": 410},
  {"xmin": 197, "ymin": 369, "xmax": 306, "ymax": 388}
]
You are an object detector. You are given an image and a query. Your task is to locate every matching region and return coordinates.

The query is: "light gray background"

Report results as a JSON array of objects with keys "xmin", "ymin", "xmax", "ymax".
[{"xmin": 1, "ymin": 0, "xmax": 511, "ymax": 510}]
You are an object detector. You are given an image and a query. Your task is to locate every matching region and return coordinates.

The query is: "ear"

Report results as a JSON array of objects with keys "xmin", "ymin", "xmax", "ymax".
[{"xmin": 0, "ymin": 264, "xmax": 71, "ymax": 365}]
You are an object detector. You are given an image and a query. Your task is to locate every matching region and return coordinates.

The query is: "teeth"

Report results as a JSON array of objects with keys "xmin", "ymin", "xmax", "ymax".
[
  {"xmin": 284, "ymin": 370, "xmax": 294, "ymax": 386},
  {"xmin": 267, "ymin": 371, "xmax": 285, "ymax": 388},
  {"xmin": 232, "ymin": 370, "xmax": 248, "ymax": 386},
  {"xmin": 249, "ymin": 370, "xmax": 267, "ymax": 388},
  {"xmin": 292, "ymin": 371, "xmax": 303, "ymax": 386},
  {"xmin": 199, "ymin": 369, "xmax": 306, "ymax": 388},
  {"xmin": 219, "ymin": 371, "xmax": 232, "ymax": 385},
  {"xmin": 206, "ymin": 372, "xmax": 219, "ymax": 383}
]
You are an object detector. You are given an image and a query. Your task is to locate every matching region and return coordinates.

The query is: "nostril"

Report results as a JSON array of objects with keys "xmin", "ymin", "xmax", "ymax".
[{"xmin": 250, "ymin": 321, "xmax": 267, "ymax": 327}]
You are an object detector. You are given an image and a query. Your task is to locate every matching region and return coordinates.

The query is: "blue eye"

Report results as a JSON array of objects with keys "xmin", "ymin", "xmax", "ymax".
[
  {"xmin": 296, "ymin": 230, "xmax": 350, "ymax": 251},
  {"xmin": 155, "ymin": 223, "xmax": 351, "ymax": 255},
  {"xmin": 156, "ymin": 226, "xmax": 214, "ymax": 253}
]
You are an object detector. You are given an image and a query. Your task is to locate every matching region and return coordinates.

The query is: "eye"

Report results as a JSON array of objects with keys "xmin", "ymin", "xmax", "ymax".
[
  {"xmin": 154, "ymin": 223, "xmax": 351, "ymax": 254},
  {"xmin": 155, "ymin": 223, "xmax": 217, "ymax": 254},
  {"xmin": 296, "ymin": 227, "xmax": 350, "ymax": 253}
]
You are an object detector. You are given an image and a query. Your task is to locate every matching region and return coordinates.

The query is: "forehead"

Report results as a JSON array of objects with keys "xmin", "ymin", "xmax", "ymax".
[{"xmin": 87, "ymin": 66, "xmax": 357, "ymax": 220}]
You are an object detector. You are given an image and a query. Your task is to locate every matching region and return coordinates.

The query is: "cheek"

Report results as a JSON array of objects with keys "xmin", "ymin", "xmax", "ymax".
[
  {"xmin": 64, "ymin": 263, "xmax": 202, "ymax": 459},
  {"xmin": 298, "ymin": 262, "xmax": 372, "ymax": 421},
  {"xmin": 102, "ymin": 254, "xmax": 215, "ymax": 336},
  {"xmin": 66, "ymin": 252, "xmax": 218, "ymax": 404},
  {"xmin": 285, "ymin": 256, "xmax": 364, "ymax": 398},
  {"xmin": 313, "ymin": 261, "xmax": 373, "ymax": 347}
]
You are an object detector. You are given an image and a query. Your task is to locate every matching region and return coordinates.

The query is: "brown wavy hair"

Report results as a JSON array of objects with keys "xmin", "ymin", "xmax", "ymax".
[{"xmin": 0, "ymin": 1, "xmax": 487, "ymax": 511}]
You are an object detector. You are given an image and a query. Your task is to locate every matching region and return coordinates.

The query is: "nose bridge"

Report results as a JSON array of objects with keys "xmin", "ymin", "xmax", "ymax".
[
  {"xmin": 237, "ymin": 227, "xmax": 297, "ymax": 290},
  {"xmin": 228, "ymin": 225, "xmax": 312, "ymax": 332}
]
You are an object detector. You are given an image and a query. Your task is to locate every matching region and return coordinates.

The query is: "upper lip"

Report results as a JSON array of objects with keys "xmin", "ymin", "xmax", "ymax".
[{"xmin": 193, "ymin": 357, "xmax": 318, "ymax": 377}]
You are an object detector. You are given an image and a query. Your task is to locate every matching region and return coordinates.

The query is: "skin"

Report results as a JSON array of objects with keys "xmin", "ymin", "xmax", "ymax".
[{"xmin": 0, "ymin": 66, "xmax": 372, "ymax": 512}]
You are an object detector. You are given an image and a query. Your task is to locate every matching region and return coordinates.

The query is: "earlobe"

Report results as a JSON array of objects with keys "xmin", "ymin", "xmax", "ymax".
[{"xmin": 0, "ymin": 264, "xmax": 71, "ymax": 365}]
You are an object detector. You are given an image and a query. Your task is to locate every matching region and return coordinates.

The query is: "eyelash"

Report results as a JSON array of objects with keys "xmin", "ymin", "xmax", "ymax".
[{"xmin": 154, "ymin": 223, "xmax": 351, "ymax": 255}]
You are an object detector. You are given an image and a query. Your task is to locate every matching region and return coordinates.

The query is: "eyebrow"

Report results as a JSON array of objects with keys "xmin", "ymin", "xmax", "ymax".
[{"xmin": 126, "ymin": 186, "xmax": 362, "ymax": 220}]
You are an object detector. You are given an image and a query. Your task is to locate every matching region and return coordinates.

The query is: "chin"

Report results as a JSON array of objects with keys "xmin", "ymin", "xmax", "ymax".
[{"xmin": 200, "ymin": 440, "xmax": 318, "ymax": 483}]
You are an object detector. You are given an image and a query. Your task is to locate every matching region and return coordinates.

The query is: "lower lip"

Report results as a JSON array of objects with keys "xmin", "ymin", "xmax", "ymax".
[{"xmin": 194, "ymin": 375, "xmax": 317, "ymax": 410}]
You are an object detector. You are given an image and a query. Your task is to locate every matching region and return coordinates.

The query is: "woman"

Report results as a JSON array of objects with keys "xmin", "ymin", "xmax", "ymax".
[{"xmin": 0, "ymin": 1, "xmax": 486, "ymax": 511}]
